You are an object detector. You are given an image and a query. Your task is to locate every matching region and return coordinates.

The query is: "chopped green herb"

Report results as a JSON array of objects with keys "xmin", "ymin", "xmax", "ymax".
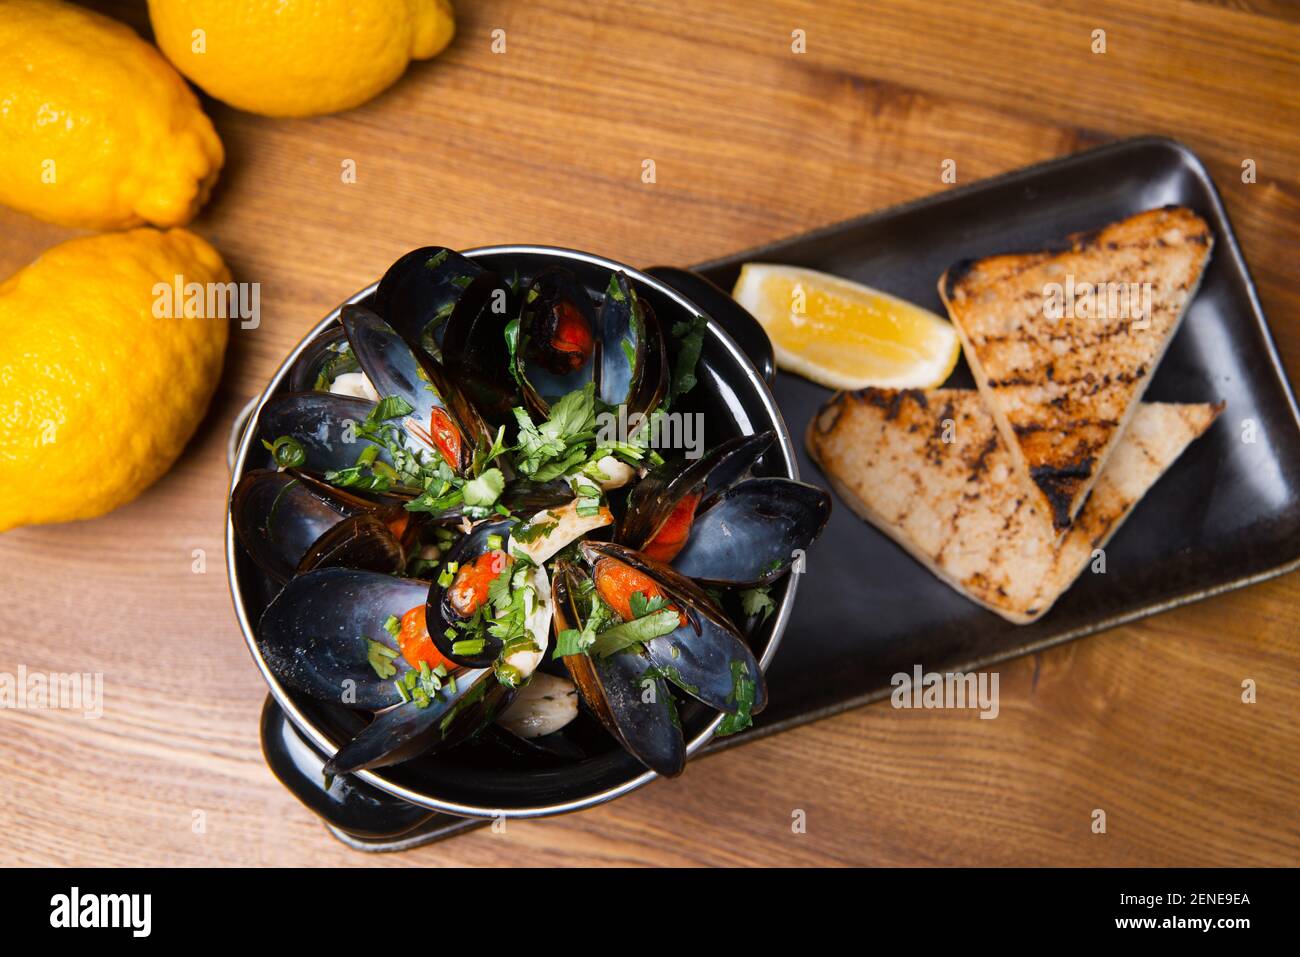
[
  {"xmin": 740, "ymin": 586, "xmax": 776, "ymax": 623},
  {"xmin": 367, "ymin": 639, "xmax": 399, "ymax": 679},
  {"xmin": 553, "ymin": 628, "xmax": 588, "ymax": 658},
  {"xmin": 369, "ymin": 395, "xmax": 416, "ymax": 424},
  {"xmin": 667, "ymin": 314, "xmax": 707, "ymax": 408},
  {"xmin": 462, "ymin": 467, "xmax": 505, "ymax": 512},
  {"xmin": 589, "ymin": 609, "xmax": 680, "ymax": 658},
  {"xmin": 512, "ymin": 383, "xmax": 597, "ymax": 481},
  {"xmin": 513, "ymin": 517, "xmax": 558, "ymax": 545},
  {"xmin": 494, "ymin": 661, "xmax": 524, "ymax": 688},
  {"xmin": 714, "ymin": 660, "xmax": 756, "ymax": 736},
  {"xmin": 628, "ymin": 590, "xmax": 669, "ymax": 618},
  {"xmin": 264, "ymin": 435, "xmax": 306, "ymax": 469}
]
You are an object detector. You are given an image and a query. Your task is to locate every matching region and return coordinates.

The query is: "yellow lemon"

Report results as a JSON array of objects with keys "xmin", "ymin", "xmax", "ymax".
[
  {"xmin": 732, "ymin": 263, "xmax": 962, "ymax": 390},
  {"xmin": 148, "ymin": 0, "xmax": 456, "ymax": 118},
  {"xmin": 0, "ymin": 0, "xmax": 223, "ymax": 230},
  {"xmin": 0, "ymin": 229, "xmax": 231, "ymax": 533}
]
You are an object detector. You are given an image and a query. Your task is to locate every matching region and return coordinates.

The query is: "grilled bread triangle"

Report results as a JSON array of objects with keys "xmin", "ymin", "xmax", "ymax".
[
  {"xmin": 938, "ymin": 206, "xmax": 1213, "ymax": 531},
  {"xmin": 806, "ymin": 388, "xmax": 1221, "ymax": 623}
]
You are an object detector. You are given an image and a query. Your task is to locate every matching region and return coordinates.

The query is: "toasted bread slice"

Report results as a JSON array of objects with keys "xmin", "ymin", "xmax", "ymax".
[
  {"xmin": 939, "ymin": 206, "xmax": 1213, "ymax": 531},
  {"xmin": 806, "ymin": 388, "xmax": 1221, "ymax": 623}
]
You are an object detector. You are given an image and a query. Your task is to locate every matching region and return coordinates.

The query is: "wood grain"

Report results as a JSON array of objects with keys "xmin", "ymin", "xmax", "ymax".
[{"xmin": 0, "ymin": 0, "xmax": 1296, "ymax": 866}]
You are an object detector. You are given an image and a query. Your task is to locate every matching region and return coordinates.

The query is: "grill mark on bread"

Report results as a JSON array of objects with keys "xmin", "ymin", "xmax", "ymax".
[
  {"xmin": 989, "ymin": 365, "xmax": 1148, "ymax": 390},
  {"xmin": 938, "ymin": 206, "xmax": 1214, "ymax": 532}
]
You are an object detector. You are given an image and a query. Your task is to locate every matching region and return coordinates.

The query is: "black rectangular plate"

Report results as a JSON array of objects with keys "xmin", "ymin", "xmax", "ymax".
[{"xmin": 694, "ymin": 136, "xmax": 1300, "ymax": 742}]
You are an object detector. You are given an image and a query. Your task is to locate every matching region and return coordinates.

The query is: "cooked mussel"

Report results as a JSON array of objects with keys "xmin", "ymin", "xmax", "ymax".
[
  {"xmin": 598, "ymin": 272, "xmax": 669, "ymax": 414},
  {"xmin": 516, "ymin": 268, "xmax": 599, "ymax": 415},
  {"xmin": 368, "ymin": 246, "xmax": 523, "ymax": 423},
  {"xmin": 340, "ymin": 304, "xmax": 496, "ymax": 476},
  {"xmin": 286, "ymin": 323, "xmax": 364, "ymax": 394},
  {"xmin": 425, "ymin": 518, "xmax": 519, "ymax": 668},
  {"xmin": 253, "ymin": 390, "xmax": 572, "ymax": 527},
  {"xmin": 258, "ymin": 392, "xmax": 409, "ymax": 478},
  {"xmin": 370, "ymin": 246, "xmax": 500, "ymax": 361},
  {"xmin": 257, "ymin": 567, "xmax": 515, "ymax": 774},
  {"xmin": 257, "ymin": 568, "xmax": 429, "ymax": 709},
  {"xmin": 671, "ymin": 477, "xmax": 832, "ymax": 586},
  {"xmin": 231, "ymin": 468, "xmax": 408, "ymax": 581},
  {"xmin": 324, "ymin": 663, "xmax": 507, "ymax": 774},
  {"xmin": 580, "ymin": 541, "xmax": 768, "ymax": 717},
  {"xmin": 620, "ymin": 432, "xmax": 831, "ymax": 585},
  {"xmin": 553, "ymin": 561, "xmax": 685, "ymax": 777},
  {"xmin": 516, "ymin": 268, "xmax": 670, "ymax": 420},
  {"xmin": 620, "ymin": 431, "xmax": 774, "ymax": 561}
]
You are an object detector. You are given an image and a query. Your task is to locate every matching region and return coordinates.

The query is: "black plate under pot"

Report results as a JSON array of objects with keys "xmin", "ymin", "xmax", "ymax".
[
  {"xmin": 696, "ymin": 136, "xmax": 1300, "ymax": 745},
  {"xmin": 227, "ymin": 245, "xmax": 804, "ymax": 839}
]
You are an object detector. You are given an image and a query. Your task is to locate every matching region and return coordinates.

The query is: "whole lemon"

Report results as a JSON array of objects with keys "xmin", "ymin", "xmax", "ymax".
[
  {"xmin": 148, "ymin": 0, "xmax": 455, "ymax": 118},
  {"xmin": 0, "ymin": 229, "xmax": 231, "ymax": 533},
  {"xmin": 0, "ymin": 0, "xmax": 223, "ymax": 230}
]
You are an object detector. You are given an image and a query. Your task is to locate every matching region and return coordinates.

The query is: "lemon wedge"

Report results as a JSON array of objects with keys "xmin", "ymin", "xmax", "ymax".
[{"xmin": 732, "ymin": 263, "xmax": 961, "ymax": 390}]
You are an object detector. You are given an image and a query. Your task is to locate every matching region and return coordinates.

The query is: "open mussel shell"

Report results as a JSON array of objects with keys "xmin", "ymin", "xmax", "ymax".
[
  {"xmin": 416, "ymin": 477, "xmax": 574, "ymax": 530},
  {"xmin": 620, "ymin": 431, "xmax": 774, "ymax": 557},
  {"xmin": 440, "ymin": 276, "xmax": 520, "ymax": 426},
  {"xmin": 324, "ymin": 666, "xmax": 511, "ymax": 775},
  {"xmin": 631, "ymin": 295, "xmax": 669, "ymax": 416},
  {"xmin": 286, "ymin": 323, "xmax": 358, "ymax": 393},
  {"xmin": 672, "ymin": 477, "xmax": 832, "ymax": 587},
  {"xmin": 580, "ymin": 541, "xmax": 768, "ymax": 715},
  {"xmin": 340, "ymin": 304, "xmax": 495, "ymax": 476},
  {"xmin": 516, "ymin": 268, "xmax": 599, "ymax": 416},
  {"xmin": 553, "ymin": 562, "xmax": 686, "ymax": 777},
  {"xmin": 370, "ymin": 246, "xmax": 498, "ymax": 361},
  {"xmin": 298, "ymin": 513, "xmax": 406, "ymax": 577},
  {"xmin": 258, "ymin": 392, "xmax": 405, "ymax": 478},
  {"xmin": 425, "ymin": 517, "xmax": 517, "ymax": 668},
  {"xmin": 256, "ymin": 568, "xmax": 426, "ymax": 711},
  {"xmin": 598, "ymin": 272, "xmax": 669, "ymax": 416},
  {"xmin": 233, "ymin": 469, "xmax": 358, "ymax": 582},
  {"xmin": 595, "ymin": 271, "xmax": 645, "ymax": 409},
  {"xmin": 233, "ymin": 469, "xmax": 407, "ymax": 581},
  {"xmin": 498, "ymin": 478, "xmax": 577, "ymax": 516}
]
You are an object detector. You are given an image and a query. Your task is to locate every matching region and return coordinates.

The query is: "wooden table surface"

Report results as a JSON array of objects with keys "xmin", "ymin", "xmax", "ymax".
[{"xmin": 1, "ymin": 0, "xmax": 1297, "ymax": 867}]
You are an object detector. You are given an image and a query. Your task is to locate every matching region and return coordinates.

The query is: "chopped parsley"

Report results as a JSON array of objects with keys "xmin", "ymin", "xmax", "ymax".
[
  {"xmin": 713, "ymin": 660, "xmax": 757, "ymax": 736},
  {"xmin": 740, "ymin": 586, "xmax": 776, "ymax": 623},
  {"xmin": 462, "ymin": 467, "xmax": 505, "ymax": 510},
  {"xmin": 666, "ymin": 314, "xmax": 707, "ymax": 408},
  {"xmin": 366, "ymin": 639, "xmax": 399, "ymax": 680},
  {"xmin": 264, "ymin": 435, "xmax": 306, "ymax": 469},
  {"xmin": 512, "ymin": 383, "xmax": 598, "ymax": 481}
]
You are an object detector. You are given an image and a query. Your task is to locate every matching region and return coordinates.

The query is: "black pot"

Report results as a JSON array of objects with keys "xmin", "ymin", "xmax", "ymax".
[{"xmin": 225, "ymin": 245, "xmax": 797, "ymax": 844}]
